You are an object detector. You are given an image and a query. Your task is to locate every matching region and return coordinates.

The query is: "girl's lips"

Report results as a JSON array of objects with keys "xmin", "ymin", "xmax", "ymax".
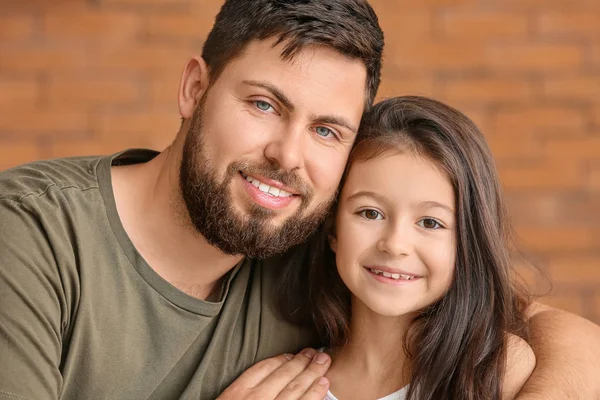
[
  {"xmin": 364, "ymin": 266, "xmax": 422, "ymax": 286},
  {"xmin": 364, "ymin": 265, "xmax": 421, "ymax": 278}
]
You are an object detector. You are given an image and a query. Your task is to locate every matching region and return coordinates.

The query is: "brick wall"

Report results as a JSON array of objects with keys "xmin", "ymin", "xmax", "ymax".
[{"xmin": 1, "ymin": 0, "xmax": 599, "ymax": 322}]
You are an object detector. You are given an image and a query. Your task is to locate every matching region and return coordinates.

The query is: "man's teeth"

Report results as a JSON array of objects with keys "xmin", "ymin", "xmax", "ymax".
[
  {"xmin": 369, "ymin": 268, "xmax": 416, "ymax": 281},
  {"xmin": 243, "ymin": 174, "xmax": 292, "ymax": 198}
]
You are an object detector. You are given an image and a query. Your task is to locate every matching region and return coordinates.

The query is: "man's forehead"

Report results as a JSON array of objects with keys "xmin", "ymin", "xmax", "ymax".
[{"xmin": 225, "ymin": 39, "xmax": 368, "ymax": 103}]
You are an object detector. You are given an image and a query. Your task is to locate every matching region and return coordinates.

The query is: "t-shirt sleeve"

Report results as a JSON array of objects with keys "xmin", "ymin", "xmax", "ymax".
[{"xmin": 0, "ymin": 199, "xmax": 66, "ymax": 400}]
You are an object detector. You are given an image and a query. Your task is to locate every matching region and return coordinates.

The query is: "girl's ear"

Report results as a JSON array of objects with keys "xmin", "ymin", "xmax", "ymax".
[{"xmin": 328, "ymin": 234, "xmax": 337, "ymax": 253}]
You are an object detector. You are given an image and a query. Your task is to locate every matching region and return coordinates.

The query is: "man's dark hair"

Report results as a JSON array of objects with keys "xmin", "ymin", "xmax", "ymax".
[{"xmin": 202, "ymin": 0, "xmax": 384, "ymax": 108}]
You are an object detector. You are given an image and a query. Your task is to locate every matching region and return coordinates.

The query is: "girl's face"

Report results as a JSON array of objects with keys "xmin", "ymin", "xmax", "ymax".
[{"xmin": 332, "ymin": 151, "xmax": 457, "ymax": 318}]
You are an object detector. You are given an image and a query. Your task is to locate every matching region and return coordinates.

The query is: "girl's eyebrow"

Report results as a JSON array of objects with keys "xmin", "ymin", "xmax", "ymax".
[
  {"xmin": 345, "ymin": 190, "xmax": 386, "ymax": 203},
  {"xmin": 418, "ymin": 201, "xmax": 454, "ymax": 214},
  {"xmin": 346, "ymin": 192, "xmax": 454, "ymax": 214}
]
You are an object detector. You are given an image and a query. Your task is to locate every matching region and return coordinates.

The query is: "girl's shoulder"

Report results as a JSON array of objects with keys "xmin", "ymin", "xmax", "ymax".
[{"xmin": 502, "ymin": 334, "xmax": 536, "ymax": 399}]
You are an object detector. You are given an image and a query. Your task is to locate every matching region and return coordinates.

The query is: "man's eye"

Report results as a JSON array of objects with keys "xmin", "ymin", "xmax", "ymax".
[
  {"xmin": 254, "ymin": 100, "xmax": 274, "ymax": 112},
  {"xmin": 418, "ymin": 218, "xmax": 442, "ymax": 229},
  {"xmin": 359, "ymin": 209, "xmax": 383, "ymax": 220},
  {"xmin": 315, "ymin": 126, "xmax": 334, "ymax": 138}
]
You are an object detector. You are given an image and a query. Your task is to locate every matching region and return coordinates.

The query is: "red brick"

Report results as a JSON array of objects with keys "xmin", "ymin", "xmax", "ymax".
[
  {"xmin": 594, "ymin": 294, "xmax": 600, "ymax": 320},
  {"xmin": 0, "ymin": 142, "xmax": 42, "ymax": 171},
  {"xmin": 458, "ymin": 108, "xmax": 488, "ymax": 133},
  {"xmin": 95, "ymin": 111, "xmax": 178, "ymax": 147},
  {"xmin": 0, "ymin": 105, "xmax": 88, "ymax": 137},
  {"xmin": 592, "ymin": 44, "xmax": 600, "ymax": 67},
  {"xmin": 103, "ymin": 0, "xmax": 189, "ymax": 5},
  {"xmin": 506, "ymin": 193, "xmax": 600, "ymax": 226},
  {"xmin": 487, "ymin": 0, "xmax": 600, "ymax": 9},
  {"xmin": 591, "ymin": 164, "xmax": 600, "ymax": 192},
  {"xmin": 0, "ymin": 15, "xmax": 35, "ymax": 41},
  {"xmin": 376, "ymin": 75, "xmax": 437, "ymax": 100},
  {"xmin": 145, "ymin": 13, "xmax": 218, "ymax": 41},
  {"xmin": 1, "ymin": 0, "xmax": 89, "ymax": 13},
  {"xmin": 511, "ymin": 256, "xmax": 550, "ymax": 292},
  {"xmin": 490, "ymin": 106, "xmax": 586, "ymax": 137},
  {"xmin": 0, "ymin": 45, "xmax": 87, "ymax": 73},
  {"xmin": 440, "ymin": 11, "xmax": 529, "ymax": 39},
  {"xmin": 486, "ymin": 134, "xmax": 539, "ymax": 161},
  {"xmin": 546, "ymin": 256, "xmax": 600, "ymax": 285},
  {"xmin": 542, "ymin": 75, "xmax": 600, "ymax": 101},
  {"xmin": 48, "ymin": 138, "xmax": 162, "ymax": 159},
  {"xmin": 371, "ymin": 0, "xmax": 478, "ymax": 7},
  {"xmin": 88, "ymin": 44, "xmax": 191, "ymax": 74},
  {"xmin": 593, "ymin": 104, "xmax": 600, "ymax": 128},
  {"xmin": 542, "ymin": 137, "xmax": 600, "ymax": 160},
  {"xmin": 390, "ymin": 40, "xmax": 485, "ymax": 72},
  {"xmin": 485, "ymin": 44, "xmax": 583, "ymax": 71},
  {"xmin": 0, "ymin": 79, "xmax": 39, "ymax": 106},
  {"xmin": 514, "ymin": 226, "xmax": 596, "ymax": 252},
  {"xmin": 150, "ymin": 74, "xmax": 181, "ymax": 107},
  {"xmin": 537, "ymin": 12, "xmax": 600, "ymax": 37},
  {"xmin": 539, "ymin": 294, "xmax": 585, "ymax": 317},
  {"xmin": 47, "ymin": 78, "xmax": 140, "ymax": 107},
  {"xmin": 43, "ymin": 10, "xmax": 141, "ymax": 41},
  {"xmin": 441, "ymin": 77, "xmax": 533, "ymax": 104},
  {"xmin": 499, "ymin": 161, "xmax": 585, "ymax": 191},
  {"xmin": 375, "ymin": 11, "xmax": 432, "ymax": 42}
]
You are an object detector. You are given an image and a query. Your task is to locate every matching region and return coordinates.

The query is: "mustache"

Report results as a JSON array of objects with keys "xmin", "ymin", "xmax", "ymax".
[{"xmin": 228, "ymin": 160, "xmax": 311, "ymax": 198}]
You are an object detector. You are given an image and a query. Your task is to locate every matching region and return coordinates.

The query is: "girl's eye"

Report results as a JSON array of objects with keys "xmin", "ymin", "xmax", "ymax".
[
  {"xmin": 254, "ymin": 100, "xmax": 274, "ymax": 112},
  {"xmin": 418, "ymin": 218, "xmax": 443, "ymax": 230},
  {"xmin": 315, "ymin": 126, "xmax": 334, "ymax": 138},
  {"xmin": 359, "ymin": 209, "xmax": 383, "ymax": 220}
]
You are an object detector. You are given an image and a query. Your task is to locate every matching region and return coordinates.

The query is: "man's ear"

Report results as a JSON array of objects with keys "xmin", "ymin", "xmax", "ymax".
[
  {"xmin": 328, "ymin": 234, "xmax": 337, "ymax": 253},
  {"xmin": 178, "ymin": 56, "xmax": 210, "ymax": 120}
]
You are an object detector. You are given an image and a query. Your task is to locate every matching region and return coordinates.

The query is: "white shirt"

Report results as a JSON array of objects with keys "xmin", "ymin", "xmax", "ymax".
[{"xmin": 324, "ymin": 385, "xmax": 409, "ymax": 400}]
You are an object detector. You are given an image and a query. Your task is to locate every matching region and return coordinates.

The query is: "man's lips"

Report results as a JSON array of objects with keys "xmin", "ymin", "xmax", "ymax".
[
  {"xmin": 240, "ymin": 171, "xmax": 301, "ymax": 196},
  {"xmin": 239, "ymin": 172, "xmax": 299, "ymax": 210}
]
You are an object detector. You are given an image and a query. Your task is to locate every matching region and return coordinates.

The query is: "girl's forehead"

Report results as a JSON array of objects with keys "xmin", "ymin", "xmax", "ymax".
[{"xmin": 341, "ymin": 152, "xmax": 454, "ymax": 209}]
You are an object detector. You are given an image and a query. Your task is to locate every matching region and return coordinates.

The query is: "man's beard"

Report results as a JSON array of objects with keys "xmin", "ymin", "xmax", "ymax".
[{"xmin": 179, "ymin": 101, "xmax": 334, "ymax": 259}]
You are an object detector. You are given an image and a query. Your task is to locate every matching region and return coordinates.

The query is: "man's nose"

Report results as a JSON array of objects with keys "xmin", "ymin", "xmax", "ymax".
[
  {"xmin": 263, "ymin": 123, "xmax": 305, "ymax": 172},
  {"xmin": 376, "ymin": 222, "xmax": 412, "ymax": 256}
]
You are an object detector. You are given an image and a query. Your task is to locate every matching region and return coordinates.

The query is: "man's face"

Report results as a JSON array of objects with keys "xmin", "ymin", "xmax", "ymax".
[{"xmin": 180, "ymin": 39, "xmax": 367, "ymax": 258}]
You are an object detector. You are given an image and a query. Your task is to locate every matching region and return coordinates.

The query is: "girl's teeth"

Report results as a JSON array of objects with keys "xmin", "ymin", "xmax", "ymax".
[{"xmin": 369, "ymin": 268, "xmax": 415, "ymax": 281}]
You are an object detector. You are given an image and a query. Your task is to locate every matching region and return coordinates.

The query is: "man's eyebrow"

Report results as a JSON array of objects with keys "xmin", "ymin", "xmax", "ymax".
[
  {"xmin": 418, "ymin": 201, "xmax": 454, "ymax": 214},
  {"xmin": 242, "ymin": 80, "xmax": 295, "ymax": 111},
  {"xmin": 242, "ymin": 80, "xmax": 358, "ymax": 135},
  {"xmin": 313, "ymin": 115, "xmax": 358, "ymax": 135}
]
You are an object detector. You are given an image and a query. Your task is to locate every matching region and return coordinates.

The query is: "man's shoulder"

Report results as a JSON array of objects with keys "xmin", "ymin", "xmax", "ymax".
[{"xmin": 0, "ymin": 155, "xmax": 105, "ymax": 205}]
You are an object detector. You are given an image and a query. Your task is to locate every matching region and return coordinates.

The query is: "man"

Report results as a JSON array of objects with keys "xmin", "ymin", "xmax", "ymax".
[{"xmin": 0, "ymin": 1, "xmax": 598, "ymax": 399}]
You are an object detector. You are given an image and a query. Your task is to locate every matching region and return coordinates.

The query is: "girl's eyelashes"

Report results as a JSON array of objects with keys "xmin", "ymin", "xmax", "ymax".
[
  {"xmin": 417, "ymin": 217, "xmax": 445, "ymax": 230},
  {"xmin": 355, "ymin": 209, "xmax": 446, "ymax": 230},
  {"xmin": 358, "ymin": 209, "xmax": 383, "ymax": 220}
]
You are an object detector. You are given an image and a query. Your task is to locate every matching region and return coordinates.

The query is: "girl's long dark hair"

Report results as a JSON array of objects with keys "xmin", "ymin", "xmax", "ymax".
[{"xmin": 273, "ymin": 96, "xmax": 530, "ymax": 400}]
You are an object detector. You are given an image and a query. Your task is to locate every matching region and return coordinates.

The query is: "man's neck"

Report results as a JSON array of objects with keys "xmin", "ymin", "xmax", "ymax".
[{"xmin": 111, "ymin": 144, "xmax": 244, "ymax": 300}]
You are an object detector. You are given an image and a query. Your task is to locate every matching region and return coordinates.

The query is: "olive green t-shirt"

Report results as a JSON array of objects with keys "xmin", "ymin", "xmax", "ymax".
[{"xmin": 0, "ymin": 150, "xmax": 316, "ymax": 400}]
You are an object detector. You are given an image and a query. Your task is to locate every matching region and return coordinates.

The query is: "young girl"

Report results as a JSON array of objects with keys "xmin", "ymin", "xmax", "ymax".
[{"xmin": 275, "ymin": 96, "xmax": 535, "ymax": 399}]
